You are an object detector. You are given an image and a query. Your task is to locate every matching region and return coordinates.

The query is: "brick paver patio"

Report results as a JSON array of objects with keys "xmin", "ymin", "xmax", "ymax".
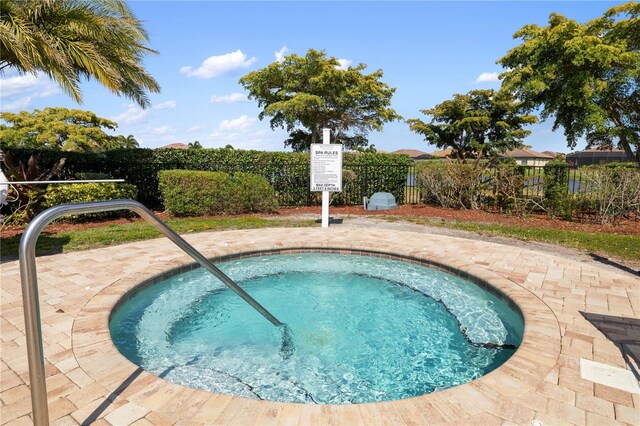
[{"xmin": 1, "ymin": 227, "xmax": 638, "ymax": 425}]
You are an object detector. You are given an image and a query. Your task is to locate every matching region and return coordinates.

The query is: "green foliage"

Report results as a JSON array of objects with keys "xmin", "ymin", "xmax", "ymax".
[
  {"xmin": 543, "ymin": 161, "xmax": 573, "ymax": 219},
  {"xmin": 415, "ymin": 162, "xmax": 485, "ymax": 209},
  {"xmin": 407, "ymin": 89, "xmax": 537, "ymax": 166},
  {"xmin": 498, "ymin": 2, "xmax": 640, "ymax": 163},
  {"xmin": 485, "ymin": 163, "xmax": 530, "ymax": 215},
  {"xmin": 577, "ymin": 165, "xmax": 640, "ymax": 224},
  {"xmin": 331, "ymin": 169, "xmax": 358, "ymax": 205},
  {"xmin": 1, "ymin": 151, "xmax": 66, "ymax": 225},
  {"xmin": 4, "ymin": 147, "xmax": 411, "ymax": 208},
  {"xmin": 0, "ymin": 108, "xmax": 133, "ymax": 151},
  {"xmin": 158, "ymin": 170, "xmax": 231, "ymax": 216},
  {"xmin": 41, "ymin": 182, "xmax": 138, "ymax": 221},
  {"xmin": 240, "ymin": 49, "xmax": 401, "ymax": 151},
  {"xmin": 0, "ymin": 0, "xmax": 160, "ymax": 108},
  {"xmin": 158, "ymin": 170, "xmax": 278, "ymax": 216},
  {"xmin": 228, "ymin": 172, "xmax": 278, "ymax": 213}
]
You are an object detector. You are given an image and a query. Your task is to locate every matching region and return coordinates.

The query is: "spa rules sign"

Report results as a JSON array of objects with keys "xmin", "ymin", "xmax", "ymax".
[{"xmin": 310, "ymin": 144, "xmax": 343, "ymax": 192}]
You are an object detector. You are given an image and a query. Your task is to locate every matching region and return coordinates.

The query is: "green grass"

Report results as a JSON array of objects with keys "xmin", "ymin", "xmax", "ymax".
[
  {"xmin": 0, "ymin": 217, "xmax": 315, "ymax": 260},
  {"xmin": 384, "ymin": 216, "xmax": 640, "ymax": 261}
]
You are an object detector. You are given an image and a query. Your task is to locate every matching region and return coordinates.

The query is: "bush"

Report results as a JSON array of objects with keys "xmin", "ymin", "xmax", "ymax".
[
  {"xmin": 228, "ymin": 172, "xmax": 278, "ymax": 213},
  {"xmin": 41, "ymin": 182, "xmax": 138, "ymax": 221},
  {"xmin": 578, "ymin": 166, "xmax": 640, "ymax": 224},
  {"xmin": 415, "ymin": 162, "xmax": 484, "ymax": 209},
  {"xmin": 485, "ymin": 164, "xmax": 531, "ymax": 215},
  {"xmin": 158, "ymin": 170, "xmax": 278, "ymax": 216},
  {"xmin": 3, "ymin": 147, "xmax": 411, "ymax": 208},
  {"xmin": 543, "ymin": 161, "xmax": 573, "ymax": 219},
  {"xmin": 158, "ymin": 170, "xmax": 230, "ymax": 216}
]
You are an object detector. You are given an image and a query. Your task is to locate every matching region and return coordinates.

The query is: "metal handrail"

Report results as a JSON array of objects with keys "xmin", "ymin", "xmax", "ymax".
[{"xmin": 19, "ymin": 199, "xmax": 283, "ymax": 425}]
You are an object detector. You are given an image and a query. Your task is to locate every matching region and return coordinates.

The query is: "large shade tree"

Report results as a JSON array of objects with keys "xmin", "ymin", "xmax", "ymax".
[
  {"xmin": 0, "ymin": 107, "xmax": 133, "ymax": 151},
  {"xmin": 498, "ymin": 2, "xmax": 639, "ymax": 163},
  {"xmin": 407, "ymin": 89, "xmax": 537, "ymax": 166},
  {"xmin": 240, "ymin": 49, "xmax": 401, "ymax": 151},
  {"xmin": 0, "ymin": 0, "xmax": 160, "ymax": 108}
]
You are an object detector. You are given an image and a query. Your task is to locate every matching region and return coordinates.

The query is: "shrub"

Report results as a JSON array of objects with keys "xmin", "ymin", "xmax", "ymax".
[
  {"xmin": 4, "ymin": 147, "xmax": 411, "ymax": 208},
  {"xmin": 41, "ymin": 182, "xmax": 138, "ymax": 221},
  {"xmin": 158, "ymin": 170, "xmax": 230, "ymax": 216},
  {"xmin": 228, "ymin": 172, "xmax": 278, "ymax": 213},
  {"xmin": 415, "ymin": 162, "xmax": 484, "ymax": 209},
  {"xmin": 331, "ymin": 169, "xmax": 358, "ymax": 205},
  {"xmin": 543, "ymin": 160, "xmax": 573, "ymax": 219},
  {"xmin": 485, "ymin": 164, "xmax": 531, "ymax": 215},
  {"xmin": 578, "ymin": 166, "xmax": 640, "ymax": 224}
]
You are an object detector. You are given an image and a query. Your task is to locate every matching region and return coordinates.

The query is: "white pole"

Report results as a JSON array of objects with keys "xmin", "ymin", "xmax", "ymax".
[{"xmin": 321, "ymin": 128, "xmax": 330, "ymax": 228}]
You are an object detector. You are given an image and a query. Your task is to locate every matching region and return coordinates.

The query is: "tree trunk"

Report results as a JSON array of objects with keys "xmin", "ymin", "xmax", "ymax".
[{"xmin": 608, "ymin": 107, "xmax": 639, "ymax": 164}]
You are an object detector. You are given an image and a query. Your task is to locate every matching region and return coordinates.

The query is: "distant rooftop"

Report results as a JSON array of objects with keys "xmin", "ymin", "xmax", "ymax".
[
  {"xmin": 158, "ymin": 143, "xmax": 189, "ymax": 150},
  {"xmin": 566, "ymin": 149, "xmax": 626, "ymax": 158},
  {"xmin": 504, "ymin": 148, "xmax": 555, "ymax": 159},
  {"xmin": 390, "ymin": 149, "xmax": 432, "ymax": 159},
  {"xmin": 429, "ymin": 148, "xmax": 453, "ymax": 158}
]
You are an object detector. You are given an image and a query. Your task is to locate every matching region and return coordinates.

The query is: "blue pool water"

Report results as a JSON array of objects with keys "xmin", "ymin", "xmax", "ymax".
[{"xmin": 110, "ymin": 254, "xmax": 523, "ymax": 404}]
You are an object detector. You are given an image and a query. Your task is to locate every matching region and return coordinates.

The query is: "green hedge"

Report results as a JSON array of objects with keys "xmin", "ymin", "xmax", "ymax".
[
  {"xmin": 228, "ymin": 172, "xmax": 278, "ymax": 213},
  {"xmin": 3, "ymin": 147, "xmax": 411, "ymax": 208},
  {"xmin": 42, "ymin": 182, "xmax": 138, "ymax": 221},
  {"xmin": 158, "ymin": 170, "xmax": 278, "ymax": 216}
]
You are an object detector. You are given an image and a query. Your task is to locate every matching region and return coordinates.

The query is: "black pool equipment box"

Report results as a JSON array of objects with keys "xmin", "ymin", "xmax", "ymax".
[{"xmin": 367, "ymin": 192, "xmax": 397, "ymax": 211}]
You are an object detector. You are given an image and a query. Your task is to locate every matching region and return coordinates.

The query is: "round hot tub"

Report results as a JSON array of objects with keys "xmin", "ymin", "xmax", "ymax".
[{"xmin": 110, "ymin": 253, "xmax": 523, "ymax": 404}]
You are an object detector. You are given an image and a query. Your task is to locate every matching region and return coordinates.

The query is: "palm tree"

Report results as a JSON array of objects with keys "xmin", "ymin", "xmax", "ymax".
[
  {"xmin": 123, "ymin": 135, "xmax": 139, "ymax": 149},
  {"xmin": 0, "ymin": 0, "xmax": 160, "ymax": 108},
  {"xmin": 188, "ymin": 140, "xmax": 203, "ymax": 149}
]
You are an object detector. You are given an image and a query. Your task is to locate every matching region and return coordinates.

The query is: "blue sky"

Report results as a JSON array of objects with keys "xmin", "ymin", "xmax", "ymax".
[{"xmin": 0, "ymin": 1, "xmax": 620, "ymax": 153}]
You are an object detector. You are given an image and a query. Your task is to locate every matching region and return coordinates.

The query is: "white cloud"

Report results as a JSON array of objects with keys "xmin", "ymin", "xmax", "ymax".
[
  {"xmin": 153, "ymin": 100, "xmax": 176, "ymax": 110},
  {"xmin": 210, "ymin": 93, "xmax": 249, "ymax": 104},
  {"xmin": 2, "ymin": 97, "xmax": 34, "ymax": 110},
  {"xmin": 0, "ymin": 71, "xmax": 60, "ymax": 111},
  {"xmin": 476, "ymin": 72, "xmax": 500, "ymax": 83},
  {"xmin": 180, "ymin": 50, "xmax": 257, "ymax": 78},
  {"xmin": 336, "ymin": 59, "xmax": 352, "ymax": 70},
  {"xmin": 275, "ymin": 46, "xmax": 288, "ymax": 62},
  {"xmin": 151, "ymin": 125, "xmax": 175, "ymax": 135},
  {"xmin": 218, "ymin": 115, "xmax": 256, "ymax": 131},
  {"xmin": 110, "ymin": 104, "xmax": 149, "ymax": 126},
  {"xmin": 187, "ymin": 125, "xmax": 204, "ymax": 133}
]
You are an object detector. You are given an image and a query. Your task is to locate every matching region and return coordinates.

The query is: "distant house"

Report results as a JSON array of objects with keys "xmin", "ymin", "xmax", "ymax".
[
  {"xmin": 390, "ymin": 149, "xmax": 433, "ymax": 160},
  {"xmin": 503, "ymin": 148, "xmax": 555, "ymax": 166},
  {"xmin": 158, "ymin": 143, "xmax": 189, "ymax": 150},
  {"xmin": 429, "ymin": 148, "xmax": 453, "ymax": 159},
  {"xmin": 566, "ymin": 149, "xmax": 629, "ymax": 166}
]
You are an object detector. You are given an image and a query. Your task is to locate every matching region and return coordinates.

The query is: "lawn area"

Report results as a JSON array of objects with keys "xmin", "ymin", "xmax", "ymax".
[
  {"xmin": 389, "ymin": 216, "xmax": 640, "ymax": 261},
  {"xmin": 0, "ymin": 217, "xmax": 315, "ymax": 260}
]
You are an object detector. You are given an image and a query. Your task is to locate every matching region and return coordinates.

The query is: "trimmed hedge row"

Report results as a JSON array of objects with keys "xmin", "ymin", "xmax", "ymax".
[
  {"xmin": 41, "ymin": 182, "xmax": 138, "ymax": 221},
  {"xmin": 3, "ymin": 147, "xmax": 411, "ymax": 209},
  {"xmin": 158, "ymin": 170, "xmax": 278, "ymax": 216}
]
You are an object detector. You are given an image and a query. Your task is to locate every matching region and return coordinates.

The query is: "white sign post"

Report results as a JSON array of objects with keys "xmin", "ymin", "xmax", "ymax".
[{"xmin": 310, "ymin": 129, "xmax": 342, "ymax": 228}]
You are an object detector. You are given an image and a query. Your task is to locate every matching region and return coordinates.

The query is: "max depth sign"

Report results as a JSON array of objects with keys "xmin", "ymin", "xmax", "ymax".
[{"xmin": 310, "ymin": 144, "xmax": 343, "ymax": 192}]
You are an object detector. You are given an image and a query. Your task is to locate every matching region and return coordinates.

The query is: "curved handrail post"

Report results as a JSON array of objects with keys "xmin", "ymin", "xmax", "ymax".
[{"xmin": 19, "ymin": 199, "xmax": 282, "ymax": 426}]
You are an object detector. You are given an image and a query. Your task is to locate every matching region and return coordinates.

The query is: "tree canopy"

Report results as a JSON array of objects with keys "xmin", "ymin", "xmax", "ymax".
[
  {"xmin": 239, "ymin": 49, "xmax": 401, "ymax": 151},
  {"xmin": 407, "ymin": 90, "xmax": 537, "ymax": 166},
  {"xmin": 0, "ymin": 0, "xmax": 160, "ymax": 108},
  {"xmin": 0, "ymin": 107, "xmax": 134, "ymax": 151},
  {"xmin": 498, "ymin": 2, "xmax": 640, "ymax": 162}
]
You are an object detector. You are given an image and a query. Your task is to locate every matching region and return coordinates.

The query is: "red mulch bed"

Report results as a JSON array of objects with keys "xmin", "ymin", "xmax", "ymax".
[{"xmin": 2, "ymin": 204, "xmax": 638, "ymax": 239}]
